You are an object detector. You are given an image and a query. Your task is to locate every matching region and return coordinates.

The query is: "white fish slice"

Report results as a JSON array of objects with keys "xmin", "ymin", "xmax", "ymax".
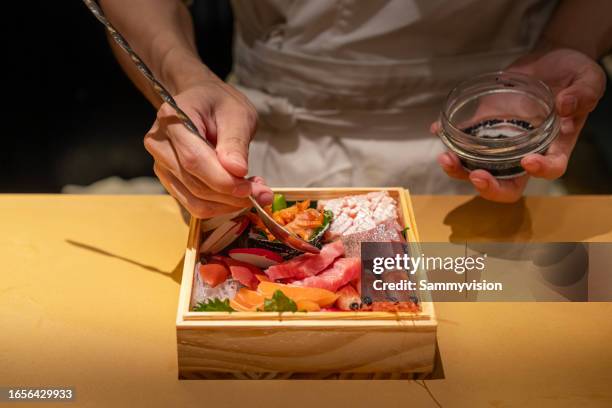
[
  {"xmin": 204, "ymin": 217, "xmax": 250, "ymax": 255},
  {"xmin": 200, "ymin": 209, "xmax": 247, "ymax": 233},
  {"xmin": 200, "ymin": 219, "xmax": 238, "ymax": 254}
]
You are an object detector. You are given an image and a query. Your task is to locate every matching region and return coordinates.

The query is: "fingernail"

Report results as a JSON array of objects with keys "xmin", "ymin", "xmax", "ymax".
[
  {"xmin": 438, "ymin": 153, "xmax": 453, "ymax": 169},
  {"xmin": 560, "ymin": 96, "xmax": 577, "ymax": 116},
  {"xmin": 471, "ymin": 178, "xmax": 488, "ymax": 190},
  {"xmin": 228, "ymin": 152, "xmax": 247, "ymax": 169},
  {"xmin": 232, "ymin": 182, "xmax": 251, "ymax": 197},
  {"xmin": 258, "ymin": 191, "xmax": 274, "ymax": 205},
  {"xmin": 523, "ymin": 158, "xmax": 540, "ymax": 173},
  {"xmin": 251, "ymin": 176, "xmax": 267, "ymax": 185}
]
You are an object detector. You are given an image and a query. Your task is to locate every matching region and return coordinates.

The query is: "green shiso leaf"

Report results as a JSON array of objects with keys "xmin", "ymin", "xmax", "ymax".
[
  {"xmin": 263, "ymin": 290, "xmax": 298, "ymax": 312},
  {"xmin": 311, "ymin": 209, "xmax": 333, "ymax": 240},
  {"xmin": 193, "ymin": 298, "xmax": 234, "ymax": 312}
]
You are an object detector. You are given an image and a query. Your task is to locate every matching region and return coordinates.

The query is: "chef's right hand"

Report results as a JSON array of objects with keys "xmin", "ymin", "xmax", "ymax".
[{"xmin": 144, "ymin": 79, "xmax": 273, "ymax": 218}]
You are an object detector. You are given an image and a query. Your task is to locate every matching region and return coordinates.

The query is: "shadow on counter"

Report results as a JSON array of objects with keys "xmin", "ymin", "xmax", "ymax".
[
  {"xmin": 65, "ymin": 239, "xmax": 184, "ymax": 285},
  {"xmin": 443, "ymin": 197, "xmax": 533, "ymax": 243},
  {"xmin": 443, "ymin": 196, "xmax": 612, "ymax": 243},
  {"xmin": 439, "ymin": 197, "xmax": 612, "ymax": 301}
]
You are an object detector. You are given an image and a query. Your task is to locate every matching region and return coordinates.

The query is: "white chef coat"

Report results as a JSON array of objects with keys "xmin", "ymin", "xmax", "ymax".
[{"xmin": 229, "ymin": 0, "xmax": 557, "ymax": 193}]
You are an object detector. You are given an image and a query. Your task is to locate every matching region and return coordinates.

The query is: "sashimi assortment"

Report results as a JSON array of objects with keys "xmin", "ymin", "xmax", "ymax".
[{"xmin": 191, "ymin": 191, "xmax": 420, "ymax": 313}]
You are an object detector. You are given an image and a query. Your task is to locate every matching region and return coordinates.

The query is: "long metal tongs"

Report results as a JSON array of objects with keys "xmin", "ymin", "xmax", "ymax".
[{"xmin": 82, "ymin": 0, "xmax": 320, "ymax": 254}]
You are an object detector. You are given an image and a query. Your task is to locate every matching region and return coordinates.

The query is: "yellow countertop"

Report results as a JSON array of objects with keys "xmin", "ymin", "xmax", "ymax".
[{"xmin": 0, "ymin": 194, "xmax": 611, "ymax": 408}]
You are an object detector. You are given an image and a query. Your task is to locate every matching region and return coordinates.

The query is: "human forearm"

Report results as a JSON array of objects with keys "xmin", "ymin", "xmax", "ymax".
[
  {"xmin": 97, "ymin": 0, "xmax": 270, "ymax": 216},
  {"xmin": 99, "ymin": 0, "xmax": 217, "ymax": 104},
  {"xmin": 538, "ymin": 0, "xmax": 612, "ymax": 59}
]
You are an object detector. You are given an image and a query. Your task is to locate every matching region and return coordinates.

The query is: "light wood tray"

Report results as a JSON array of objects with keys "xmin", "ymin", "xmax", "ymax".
[{"xmin": 176, "ymin": 187, "xmax": 437, "ymax": 379}]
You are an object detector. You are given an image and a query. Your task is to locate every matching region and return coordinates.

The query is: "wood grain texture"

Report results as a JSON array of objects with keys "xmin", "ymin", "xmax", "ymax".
[
  {"xmin": 176, "ymin": 188, "xmax": 437, "ymax": 378},
  {"xmin": 176, "ymin": 216, "xmax": 200, "ymax": 325},
  {"xmin": 178, "ymin": 371, "xmax": 428, "ymax": 380},
  {"xmin": 177, "ymin": 323, "xmax": 436, "ymax": 378},
  {"xmin": 403, "ymin": 188, "xmax": 421, "ymax": 242}
]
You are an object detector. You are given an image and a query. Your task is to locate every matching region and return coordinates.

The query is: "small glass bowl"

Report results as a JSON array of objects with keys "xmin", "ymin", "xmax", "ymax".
[{"xmin": 437, "ymin": 71, "xmax": 560, "ymax": 178}]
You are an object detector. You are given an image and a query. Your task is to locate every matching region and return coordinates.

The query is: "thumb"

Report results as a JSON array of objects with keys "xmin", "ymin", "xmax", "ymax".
[
  {"xmin": 556, "ymin": 64, "xmax": 605, "ymax": 117},
  {"xmin": 215, "ymin": 111, "xmax": 254, "ymax": 178}
]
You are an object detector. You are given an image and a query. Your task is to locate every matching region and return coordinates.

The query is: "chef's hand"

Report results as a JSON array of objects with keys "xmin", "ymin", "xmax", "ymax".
[
  {"xmin": 432, "ymin": 48, "xmax": 606, "ymax": 203},
  {"xmin": 145, "ymin": 79, "xmax": 273, "ymax": 217}
]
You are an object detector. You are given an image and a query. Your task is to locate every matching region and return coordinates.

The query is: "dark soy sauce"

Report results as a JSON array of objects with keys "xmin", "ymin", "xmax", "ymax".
[
  {"xmin": 462, "ymin": 119, "xmax": 534, "ymax": 139},
  {"xmin": 459, "ymin": 119, "xmax": 535, "ymax": 178}
]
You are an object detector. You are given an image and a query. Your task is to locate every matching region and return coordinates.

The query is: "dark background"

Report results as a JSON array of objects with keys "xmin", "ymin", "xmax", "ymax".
[
  {"xmin": 2, "ymin": 0, "xmax": 233, "ymax": 193},
  {"xmin": 2, "ymin": 0, "xmax": 611, "ymax": 193}
]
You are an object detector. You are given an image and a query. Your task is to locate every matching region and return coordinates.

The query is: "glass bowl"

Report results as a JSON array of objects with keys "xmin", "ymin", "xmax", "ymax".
[{"xmin": 437, "ymin": 71, "xmax": 560, "ymax": 178}]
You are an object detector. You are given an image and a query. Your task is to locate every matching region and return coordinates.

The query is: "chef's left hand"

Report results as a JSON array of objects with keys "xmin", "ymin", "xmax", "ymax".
[{"xmin": 431, "ymin": 48, "xmax": 606, "ymax": 203}]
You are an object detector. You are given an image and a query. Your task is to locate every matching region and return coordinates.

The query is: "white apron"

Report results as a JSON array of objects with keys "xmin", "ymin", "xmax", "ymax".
[{"xmin": 230, "ymin": 0, "xmax": 557, "ymax": 193}]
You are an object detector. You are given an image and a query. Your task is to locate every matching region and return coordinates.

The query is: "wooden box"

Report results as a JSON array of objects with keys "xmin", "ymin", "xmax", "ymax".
[{"xmin": 176, "ymin": 188, "xmax": 437, "ymax": 379}]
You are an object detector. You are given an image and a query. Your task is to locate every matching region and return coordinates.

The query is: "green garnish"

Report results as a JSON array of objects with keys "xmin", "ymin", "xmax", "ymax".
[
  {"xmin": 311, "ymin": 209, "xmax": 333, "ymax": 239},
  {"xmin": 271, "ymin": 193, "xmax": 287, "ymax": 212},
  {"xmin": 263, "ymin": 290, "xmax": 297, "ymax": 312},
  {"xmin": 401, "ymin": 226, "xmax": 410, "ymax": 240},
  {"xmin": 193, "ymin": 298, "xmax": 234, "ymax": 312}
]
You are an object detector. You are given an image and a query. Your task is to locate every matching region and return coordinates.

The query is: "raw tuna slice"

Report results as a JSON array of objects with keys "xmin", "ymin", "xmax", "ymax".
[
  {"xmin": 341, "ymin": 220, "xmax": 405, "ymax": 258},
  {"xmin": 293, "ymin": 258, "xmax": 361, "ymax": 292},
  {"xmin": 265, "ymin": 240, "xmax": 344, "ymax": 281}
]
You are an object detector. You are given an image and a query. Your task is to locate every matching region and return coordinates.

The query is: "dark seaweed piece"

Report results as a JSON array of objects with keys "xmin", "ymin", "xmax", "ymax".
[
  {"xmin": 247, "ymin": 234, "xmax": 304, "ymax": 259},
  {"xmin": 247, "ymin": 205, "xmax": 332, "ymax": 260}
]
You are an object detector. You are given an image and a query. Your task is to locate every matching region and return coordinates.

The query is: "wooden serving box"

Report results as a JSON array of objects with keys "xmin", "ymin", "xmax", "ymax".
[{"xmin": 176, "ymin": 188, "xmax": 437, "ymax": 379}]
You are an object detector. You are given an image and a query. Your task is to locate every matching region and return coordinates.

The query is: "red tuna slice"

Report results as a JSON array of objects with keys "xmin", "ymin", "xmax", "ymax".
[
  {"xmin": 228, "ymin": 248, "xmax": 283, "ymax": 268},
  {"xmin": 293, "ymin": 258, "xmax": 361, "ymax": 292},
  {"xmin": 341, "ymin": 220, "xmax": 405, "ymax": 258},
  {"xmin": 264, "ymin": 240, "xmax": 345, "ymax": 281}
]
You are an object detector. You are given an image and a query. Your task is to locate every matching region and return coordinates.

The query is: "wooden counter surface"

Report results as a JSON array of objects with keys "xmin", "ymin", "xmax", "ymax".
[{"xmin": 0, "ymin": 194, "xmax": 610, "ymax": 407}]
